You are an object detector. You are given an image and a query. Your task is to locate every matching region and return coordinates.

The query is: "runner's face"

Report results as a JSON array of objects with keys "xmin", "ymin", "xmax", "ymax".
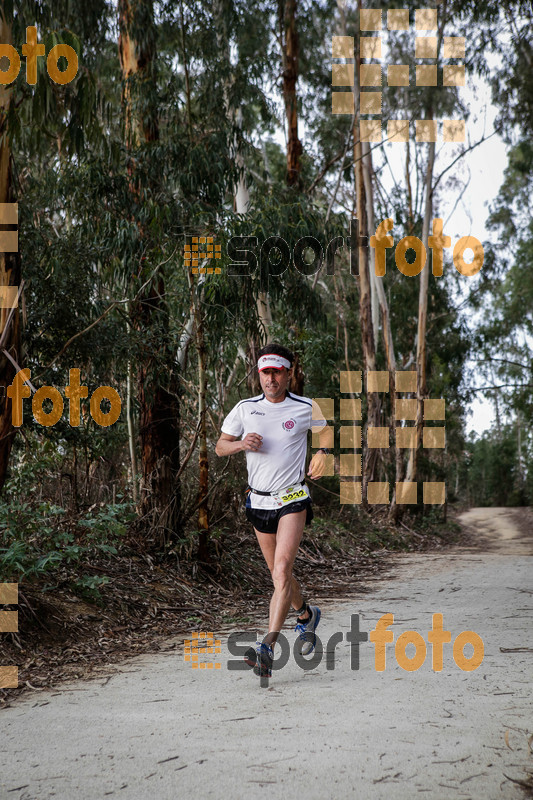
[{"xmin": 259, "ymin": 367, "xmax": 291, "ymax": 401}]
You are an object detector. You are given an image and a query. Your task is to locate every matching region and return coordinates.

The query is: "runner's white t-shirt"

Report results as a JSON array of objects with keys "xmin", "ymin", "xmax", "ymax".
[{"xmin": 221, "ymin": 391, "xmax": 327, "ymax": 509}]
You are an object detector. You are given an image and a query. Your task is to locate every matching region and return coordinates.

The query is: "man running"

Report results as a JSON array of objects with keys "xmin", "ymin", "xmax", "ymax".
[{"xmin": 215, "ymin": 343, "xmax": 330, "ymax": 679}]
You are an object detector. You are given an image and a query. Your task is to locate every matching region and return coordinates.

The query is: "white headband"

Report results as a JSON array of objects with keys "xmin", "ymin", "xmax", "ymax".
[{"xmin": 258, "ymin": 354, "xmax": 291, "ymax": 371}]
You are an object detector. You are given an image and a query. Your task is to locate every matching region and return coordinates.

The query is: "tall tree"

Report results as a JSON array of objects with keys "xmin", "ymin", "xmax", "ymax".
[
  {"xmin": 0, "ymin": 10, "xmax": 21, "ymax": 493},
  {"xmin": 280, "ymin": 0, "xmax": 303, "ymax": 187},
  {"xmin": 118, "ymin": 0, "xmax": 181, "ymax": 547},
  {"xmin": 404, "ymin": 1, "xmax": 447, "ymax": 496},
  {"xmin": 354, "ymin": 1, "xmax": 380, "ymax": 503}
]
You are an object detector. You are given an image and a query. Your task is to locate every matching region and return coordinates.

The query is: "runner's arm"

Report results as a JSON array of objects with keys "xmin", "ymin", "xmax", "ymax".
[
  {"xmin": 307, "ymin": 423, "xmax": 333, "ymax": 479},
  {"xmin": 215, "ymin": 432, "xmax": 263, "ymax": 456}
]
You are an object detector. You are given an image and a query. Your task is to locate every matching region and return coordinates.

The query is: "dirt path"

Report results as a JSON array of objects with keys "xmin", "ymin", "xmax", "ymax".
[{"xmin": 2, "ymin": 508, "xmax": 532, "ymax": 800}]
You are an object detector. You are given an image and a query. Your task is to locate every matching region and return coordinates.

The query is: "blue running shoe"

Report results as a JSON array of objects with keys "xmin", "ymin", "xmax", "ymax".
[
  {"xmin": 244, "ymin": 641, "xmax": 274, "ymax": 677},
  {"xmin": 295, "ymin": 605, "xmax": 321, "ymax": 655}
]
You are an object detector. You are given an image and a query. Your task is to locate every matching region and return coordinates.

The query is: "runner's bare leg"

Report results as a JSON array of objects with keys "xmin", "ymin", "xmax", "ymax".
[
  {"xmin": 253, "ymin": 509, "xmax": 307, "ymax": 645},
  {"xmin": 254, "ymin": 519, "xmax": 310, "ymax": 633}
]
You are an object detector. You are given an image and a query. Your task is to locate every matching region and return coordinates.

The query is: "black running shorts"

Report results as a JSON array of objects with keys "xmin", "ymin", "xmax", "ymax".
[{"xmin": 245, "ymin": 497, "xmax": 314, "ymax": 534}]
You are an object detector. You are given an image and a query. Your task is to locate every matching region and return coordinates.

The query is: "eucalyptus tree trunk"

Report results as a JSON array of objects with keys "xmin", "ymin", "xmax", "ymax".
[
  {"xmin": 194, "ymin": 285, "xmax": 209, "ymax": 563},
  {"xmin": 404, "ymin": 141, "xmax": 435, "ymax": 491},
  {"xmin": 118, "ymin": 0, "xmax": 180, "ymax": 547},
  {"xmin": 126, "ymin": 301, "xmax": 138, "ymax": 504},
  {"xmin": 361, "ymin": 141, "xmax": 380, "ymax": 347},
  {"xmin": 516, "ymin": 409, "xmax": 524, "ymax": 499},
  {"xmin": 361, "ymin": 141, "xmax": 407, "ymax": 521},
  {"xmin": 353, "ymin": 5, "xmax": 380, "ymax": 503},
  {"xmin": 218, "ymin": 26, "xmax": 270, "ymax": 392},
  {"xmin": 403, "ymin": 1, "xmax": 448, "ymax": 506},
  {"xmin": 280, "ymin": 0, "xmax": 302, "ymax": 186},
  {"xmin": 232, "ymin": 115, "xmax": 272, "ymax": 388},
  {"xmin": 126, "ymin": 360, "xmax": 138, "ymax": 503},
  {"xmin": 0, "ymin": 12, "xmax": 21, "ymax": 494}
]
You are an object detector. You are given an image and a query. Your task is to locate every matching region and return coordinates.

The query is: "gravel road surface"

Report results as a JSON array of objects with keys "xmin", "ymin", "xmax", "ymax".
[{"xmin": 2, "ymin": 507, "xmax": 532, "ymax": 800}]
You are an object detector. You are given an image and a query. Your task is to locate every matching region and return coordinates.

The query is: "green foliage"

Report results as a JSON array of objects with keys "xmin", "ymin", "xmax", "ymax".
[
  {"xmin": 72, "ymin": 574, "xmax": 111, "ymax": 602},
  {"xmin": 0, "ymin": 497, "xmax": 135, "ymax": 584},
  {"xmin": 464, "ymin": 424, "xmax": 531, "ymax": 506},
  {"xmin": 3, "ymin": 0, "xmax": 530, "ymax": 593}
]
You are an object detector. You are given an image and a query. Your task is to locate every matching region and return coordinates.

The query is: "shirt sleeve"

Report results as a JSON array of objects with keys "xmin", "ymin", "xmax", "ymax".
[
  {"xmin": 221, "ymin": 402, "xmax": 244, "ymax": 437},
  {"xmin": 310, "ymin": 399, "xmax": 328, "ymax": 431},
  {"xmin": 310, "ymin": 399, "xmax": 332, "ymax": 449}
]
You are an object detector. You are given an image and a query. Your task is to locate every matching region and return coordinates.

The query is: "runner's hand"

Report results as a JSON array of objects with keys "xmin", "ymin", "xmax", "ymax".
[
  {"xmin": 308, "ymin": 452, "xmax": 328, "ymax": 479},
  {"xmin": 241, "ymin": 433, "xmax": 263, "ymax": 452}
]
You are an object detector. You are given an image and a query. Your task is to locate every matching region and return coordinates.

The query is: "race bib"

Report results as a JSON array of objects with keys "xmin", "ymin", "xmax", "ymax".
[{"xmin": 272, "ymin": 487, "xmax": 307, "ymax": 507}]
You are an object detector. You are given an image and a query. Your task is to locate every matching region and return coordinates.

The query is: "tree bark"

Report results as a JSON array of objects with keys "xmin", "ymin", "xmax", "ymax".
[
  {"xmin": 353, "ymin": 14, "xmax": 380, "ymax": 504},
  {"xmin": 361, "ymin": 142, "xmax": 380, "ymax": 349},
  {"xmin": 126, "ymin": 302, "xmax": 138, "ymax": 504},
  {"xmin": 361, "ymin": 141, "xmax": 407, "ymax": 522},
  {"xmin": 0, "ymin": 12, "xmax": 21, "ymax": 495},
  {"xmin": 516, "ymin": 409, "xmax": 524, "ymax": 499},
  {"xmin": 280, "ymin": 0, "xmax": 303, "ymax": 187},
  {"xmin": 404, "ymin": 141, "xmax": 435, "ymax": 490},
  {"xmin": 119, "ymin": 0, "xmax": 159, "ymax": 145},
  {"xmin": 118, "ymin": 0, "xmax": 181, "ymax": 548},
  {"xmin": 290, "ymin": 352, "xmax": 305, "ymax": 395},
  {"xmin": 216, "ymin": 9, "xmax": 272, "ymax": 395},
  {"xmin": 404, "ymin": 0, "xmax": 448, "ymax": 506},
  {"xmin": 195, "ymin": 288, "xmax": 210, "ymax": 562}
]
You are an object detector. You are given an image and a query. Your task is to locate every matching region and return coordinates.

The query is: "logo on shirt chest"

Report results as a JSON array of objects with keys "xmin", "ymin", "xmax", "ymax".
[
  {"xmin": 251, "ymin": 410, "xmax": 265, "ymax": 415},
  {"xmin": 282, "ymin": 418, "xmax": 296, "ymax": 431}
]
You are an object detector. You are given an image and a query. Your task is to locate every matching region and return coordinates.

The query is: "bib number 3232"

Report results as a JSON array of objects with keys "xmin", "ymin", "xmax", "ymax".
[{"xmin": 274, "ymin": 487, "xmax": 307, "ymax": 506}]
